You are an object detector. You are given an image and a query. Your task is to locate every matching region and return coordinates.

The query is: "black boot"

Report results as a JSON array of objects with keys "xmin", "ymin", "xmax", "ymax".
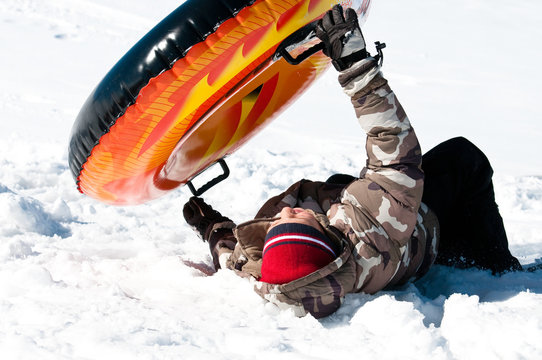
[{"xmin": 464, "ymin": 197, "xmax": 523, "ymax": 274}]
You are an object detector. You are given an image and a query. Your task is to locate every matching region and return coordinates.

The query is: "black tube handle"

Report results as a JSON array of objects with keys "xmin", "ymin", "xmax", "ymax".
[
  {"xmin": 279, "ymin": 42, "xmax": 325, "ymax": 65},
  {"xmin": 186, "ymin": 158, "xmax": 230, "ymax": 196}
]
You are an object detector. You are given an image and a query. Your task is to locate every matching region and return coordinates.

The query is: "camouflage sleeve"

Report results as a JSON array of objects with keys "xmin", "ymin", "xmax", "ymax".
[
  {"xmin": 328, "ymin": 58, "xmax": 424, "ymax": 293},
  {"xmin": 339, "ymin": 57, "xmax": 424, "ymax": 211}
]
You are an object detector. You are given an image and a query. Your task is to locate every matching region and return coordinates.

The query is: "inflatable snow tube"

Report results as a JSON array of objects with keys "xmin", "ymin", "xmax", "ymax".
[{"xmin": 69, "ymin": 0, "xmax": 372, "ymax": 205}]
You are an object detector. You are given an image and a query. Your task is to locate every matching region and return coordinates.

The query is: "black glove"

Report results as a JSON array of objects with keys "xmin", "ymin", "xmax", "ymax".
[
  {"xmin": 315, "ymin": 5, "xmax": 368, "ymax": 71},
  {"xmin": 183, "ymin": 197, "xmax": 232, "ymax": 241}
]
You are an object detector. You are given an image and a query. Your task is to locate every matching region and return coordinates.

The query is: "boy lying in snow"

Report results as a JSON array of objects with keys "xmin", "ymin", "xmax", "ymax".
[{"xmin": 182, "ymin": 5, "xmax": 522, "ymax": 318}]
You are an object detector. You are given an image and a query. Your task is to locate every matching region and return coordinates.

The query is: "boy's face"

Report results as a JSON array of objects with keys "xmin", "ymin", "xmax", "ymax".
[{"xmin": 268, "ymin": 207, "xmax": 325, "ymax": 234}]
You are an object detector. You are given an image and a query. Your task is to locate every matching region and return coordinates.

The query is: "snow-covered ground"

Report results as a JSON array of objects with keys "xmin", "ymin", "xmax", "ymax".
[{"xmin": 1, "ymin": 0, "xmax": 541, "ymax": 358}]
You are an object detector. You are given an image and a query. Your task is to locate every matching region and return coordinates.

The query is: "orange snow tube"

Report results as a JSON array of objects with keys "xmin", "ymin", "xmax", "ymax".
[{"xmin": 68, "ymin": 0, "xmax": 372, "ymax": 205}]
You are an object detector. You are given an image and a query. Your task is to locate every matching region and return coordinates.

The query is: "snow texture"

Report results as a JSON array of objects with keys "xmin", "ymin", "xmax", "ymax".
[{"xmin": 0, "ymin": 0, "xmax": 541, "ymax": 359}]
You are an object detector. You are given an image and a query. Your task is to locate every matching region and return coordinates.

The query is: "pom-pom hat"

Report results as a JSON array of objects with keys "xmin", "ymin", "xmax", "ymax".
[{"xmin": 260, "ymin": 222, "xmax": 340, "ymax": 284}]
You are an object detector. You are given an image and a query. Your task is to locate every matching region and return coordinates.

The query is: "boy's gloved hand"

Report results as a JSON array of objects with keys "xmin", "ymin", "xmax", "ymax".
[
  {"xmin": 183, "ymin": 197, "xmax": 232, "ymax": 241},
  {"xmin": 315, "ymin": 4, "xmax": 368, "ymax": 71}
]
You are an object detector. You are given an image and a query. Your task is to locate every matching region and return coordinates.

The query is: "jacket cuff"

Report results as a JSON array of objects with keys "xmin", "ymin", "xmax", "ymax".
[
  {"xmin": 339, "ymin": 57, "xmax": 382, "ymax": 98},
  {"xmin": 210, "ymin": 220, "xmax": 236, "ymax": 235}
]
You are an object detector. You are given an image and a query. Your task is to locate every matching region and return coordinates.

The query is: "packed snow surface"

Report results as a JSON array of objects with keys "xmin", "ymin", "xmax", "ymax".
[{"xmin": 1, "ymin": 0, "xmax": 541, "ymax": 359}]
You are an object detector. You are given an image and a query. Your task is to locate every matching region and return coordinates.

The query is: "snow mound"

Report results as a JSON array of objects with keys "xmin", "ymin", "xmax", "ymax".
[{"xmin": 0, "ymin": 184, "xmax": 70, "ymax": 238}]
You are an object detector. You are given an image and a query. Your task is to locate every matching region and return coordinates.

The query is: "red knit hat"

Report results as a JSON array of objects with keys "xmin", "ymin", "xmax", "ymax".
[{"xmin": 260, "ymin": 223, "xmax": 339, "ymax": 284}]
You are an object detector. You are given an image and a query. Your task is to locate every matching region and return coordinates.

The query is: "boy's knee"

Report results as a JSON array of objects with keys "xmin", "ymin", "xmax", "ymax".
[
  {"xmin": 448, "ymin": 137, "xmax": 493, "ymax": 176},
  {"xmin": 447, "ymin": 137, "xmax": 479, "ymax": 155}
]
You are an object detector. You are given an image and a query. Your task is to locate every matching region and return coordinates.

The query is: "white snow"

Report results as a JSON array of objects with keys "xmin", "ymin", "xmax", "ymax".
[{"xmin": 1, "ymin": 0, "xmax": 541, "ymax": 358}]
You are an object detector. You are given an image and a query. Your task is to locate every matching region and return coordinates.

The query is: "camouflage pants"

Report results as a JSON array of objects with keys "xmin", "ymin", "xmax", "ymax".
[{"xmin": 421, "ymin": 136, "xmax": 522, "ymax": 274}]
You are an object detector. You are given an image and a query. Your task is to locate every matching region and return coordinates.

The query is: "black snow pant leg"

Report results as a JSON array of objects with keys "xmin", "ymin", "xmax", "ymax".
[{"xmin": 421, "ymin": 137, "xmax": 522, "ymax": 274}]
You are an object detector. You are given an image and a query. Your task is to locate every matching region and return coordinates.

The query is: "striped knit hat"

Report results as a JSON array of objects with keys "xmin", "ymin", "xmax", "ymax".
[{"xmin": 260, "ymin": 222, "xmax": 339, "ymax": 284}]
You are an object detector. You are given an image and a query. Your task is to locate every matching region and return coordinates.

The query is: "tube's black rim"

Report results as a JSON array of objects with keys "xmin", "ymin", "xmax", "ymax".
[{"xmin": 68, "ymin": 0, "xmax": 257, "ymax": 184}]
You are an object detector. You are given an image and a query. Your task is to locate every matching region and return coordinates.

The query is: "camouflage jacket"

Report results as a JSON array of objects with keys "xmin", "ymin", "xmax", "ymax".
[{"xmin": 222, "ymin": 57, "xmax": 440, "ymax": 318}]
